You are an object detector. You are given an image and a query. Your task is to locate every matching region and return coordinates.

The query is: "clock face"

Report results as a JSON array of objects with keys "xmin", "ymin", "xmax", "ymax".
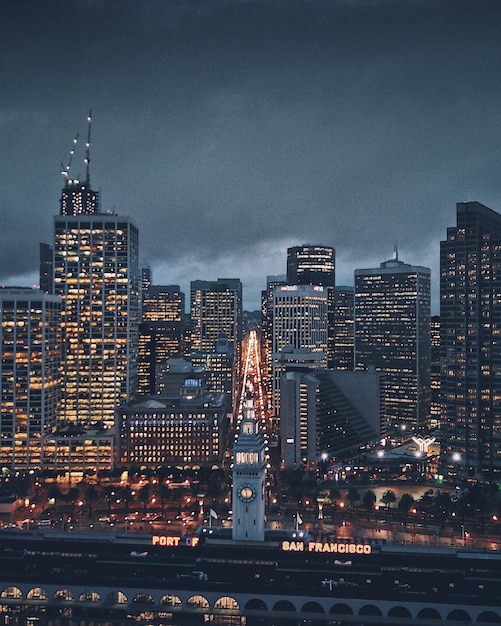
[{"xmin": 238, "ymin": 485, "xmax": 256, "ymax": 503}]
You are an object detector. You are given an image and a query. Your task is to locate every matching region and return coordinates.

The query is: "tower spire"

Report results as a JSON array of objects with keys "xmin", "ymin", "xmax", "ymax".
[
  {"xmin": 393, "ymin": 242, "xmax": 398, "ymax": 261},
  {"xmin": 84, "ymin": 109, "xmax": 92, "ymax": 186}
]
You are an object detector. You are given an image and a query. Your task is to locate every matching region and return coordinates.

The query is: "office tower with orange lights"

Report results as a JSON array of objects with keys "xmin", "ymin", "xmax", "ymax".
[
  {"xmin": 0, "ymin": 287, "xmax": 62, "ymax": 469},
  {"xmin": 54, "ymin": 213, "xmax": 139, "ymax": 429}
]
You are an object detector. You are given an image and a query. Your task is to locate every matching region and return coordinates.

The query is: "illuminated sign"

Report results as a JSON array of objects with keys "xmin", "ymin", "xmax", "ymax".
[
  {"xmin": 152, "ymin": 535, "xmax": 200, "ymax": 547},
  {"xmin": 281, "ymin": 541, "xmax": 372, "ymax": 555}
]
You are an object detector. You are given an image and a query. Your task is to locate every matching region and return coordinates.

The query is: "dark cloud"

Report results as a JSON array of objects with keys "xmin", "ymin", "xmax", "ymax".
[{"xmin": 1, "ymin": 0, "xmax": 501, "ymax": 311}]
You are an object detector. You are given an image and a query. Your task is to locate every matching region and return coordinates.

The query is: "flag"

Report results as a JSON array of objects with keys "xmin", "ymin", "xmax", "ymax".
[
  {"xmin": 297, "ymin": 513, "xmax": 303, "ymax": 525},
  {"xmin": 210, "ymin": 508, "xmax": 218, "ymax": 520}
]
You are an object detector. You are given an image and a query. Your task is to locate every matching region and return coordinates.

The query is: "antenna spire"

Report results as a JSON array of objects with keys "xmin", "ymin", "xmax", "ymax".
[
  {"xmin": 84, "ymin": 109, "xmax": 92, "ymax": 186},
  {"xmin": 60, "ymin": 133, "xmax": 79, "ymax": 182},
  {"xmin": 393, "ymin": 242, "xmax": 398, "ymax": 261}
]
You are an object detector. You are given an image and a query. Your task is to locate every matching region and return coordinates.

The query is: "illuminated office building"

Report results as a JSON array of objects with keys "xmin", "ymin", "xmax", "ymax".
[
  {"xmin": 261, "ymin": 275, "xmax": 287, "ymax": 413},
  {"xmin": 117, "ymin": 380, "xmax": 230, "ymax": 468},
  {"xmin": 54, "ymin": 214, "xmax": 139, "ymax": 429},
  {"xmin": 354, "ymin": 252, "xmax": 431, "ymax": 434},
  {"xmin": 441, "ymin": 201, "xmax": 501, "ymax": 478},
  {"xmin": 333, "ymin": 285, "xmax": 355, "ymax": 370},
  {"xmin": 39, "ymin": 243, "xmax": 54, "ymax": 294},
  {"xmin": 271, "ymin": 284, "xmax": 328, "ymax": 417},
  {"xmin": 430, "ymin": 315, "xmax": 441, "ymax": 430},
  {"xmin": 191, "ymin": 334, "xmax": 235, "ymax": 405},
  {"xmin": 190, "ymin": 279, "xmax": 243, "ymax": 353},
  {"xmin": 0, "ymin": 287, "xmax": 62, "ymax": 469},
  {"xmin": 138, "ymin": 285, "xmax": 189, "ymax": 394},
  {"xmin": 190, "ymin": 279, "xmax": 242, "ymax": 412},
  {"xmin": 287, "ymin": 245, "xmax": 335, "ymax": 367}
]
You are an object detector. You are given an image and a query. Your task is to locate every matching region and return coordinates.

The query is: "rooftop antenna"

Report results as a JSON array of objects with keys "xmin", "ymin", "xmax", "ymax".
[
  {"xmin": 60, "ymin": 133, "xmax": 79, "ymax": 181},
  {"xmin": 84, "ymin": 109, "xmax": 92, "ymax": 186},
  {"xmin": 393, "ymin": 242, "xmax": 398, "ymax": 261}
]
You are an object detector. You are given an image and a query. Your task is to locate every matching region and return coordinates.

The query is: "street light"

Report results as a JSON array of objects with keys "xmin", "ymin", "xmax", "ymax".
[{"xmin": 316, "ymin": 496, "xmax": 325, "ymax": 520}]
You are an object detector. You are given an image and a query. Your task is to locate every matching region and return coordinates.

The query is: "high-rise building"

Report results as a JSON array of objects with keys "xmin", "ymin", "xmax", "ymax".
[
  {"xmin": 271, "ymin": 284, "xmax": 328, "ymax": 417},
  {"xmin": 286, "ymin": 245, "xmax": 335, "ymax": 367},
  {"xmin": 190, "ymin": 278, "xmax": 242, "ymax": 412},
  {"xmin": 190, "ymin": 279, "xmax": 243, "ymax": 353},
  {"xmin": 138, "ymin": 285, "xmax": 189, "ymax": 394},
  {"xmin": 0, "ymin": 287, "xmax": 62, "ymax": 469},
  {"xmin": 440, "ymin": 201, "xmax": 501, "ymax": 478},
  {"xmin": 333, "ymin": 285, "xmax": 354, "ymax": 370},
  {"xmin": 430, "ymin": 315, "xmax": 441, "ymax": 430},
  {"xmin": 54, "ymin": 214, "xmax": 139, "ymax": 429},
  {"xmin": 191, "ymin": 334, "xmax": 235, "ymax": 405},
  {"xmin": 354, "ymin": 252, "xmax": 431, "ymax": 434},
  {"xmin": 39, "ymin": 243, "xmax": 54, "ymax": 294}
]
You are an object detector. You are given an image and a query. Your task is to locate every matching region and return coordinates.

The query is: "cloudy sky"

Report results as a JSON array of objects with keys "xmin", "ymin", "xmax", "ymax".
[{"xmin": 2, "ymin": 0, "xmax": 501, "ymax": 312}]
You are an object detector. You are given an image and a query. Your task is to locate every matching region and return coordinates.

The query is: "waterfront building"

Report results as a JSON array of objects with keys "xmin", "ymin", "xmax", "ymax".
[
  {"xmin": 354, "ymin": 251, "xmax": 431, "ymax": 434},
  {"xmin": 0, "ymin": 287, "xmax": 62, "ymax": 469},
  {"xmin": 232, "ymin": 392, "xmax": 266, "ymax": 541},
  {"xmin": 440, "ymin": 201, "xmax": 501, "ymax": 478}
]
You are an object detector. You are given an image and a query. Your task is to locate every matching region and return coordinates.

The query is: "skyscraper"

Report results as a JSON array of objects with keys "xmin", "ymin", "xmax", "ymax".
[
  {"xmin": 286, "ymin": 245, "xmax": 336, "ymax": 367},
  {"xmin": 271, "ymin": 284, "xmax": 328, "ymax": 417},
  {"xmin": 354, "ymin": 252, "xmax": 431, "ymax": 434},
  {"xmin": 0, "ymin": 287, "xmax": 62, "ymax": 469},
  {"xmin": 54, "ymin": 213, "xmax": 139, "ymax": 429},
  {"xmin": 333, "ymin": 285, "xmax": 355, "ymax": 370},
  {"xmin": 440, "ymin": 201, "xmax": 501, "ymax": 478},
  {"xmin": 138, "ymin": 285, "xmax": 189, "ymax": 394}
]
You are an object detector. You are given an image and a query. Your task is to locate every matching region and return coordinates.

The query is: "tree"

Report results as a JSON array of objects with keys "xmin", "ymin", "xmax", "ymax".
[
  {"xmin": 398, "ymin": 493, "xmax": 415, "ymax": 525},
  {"xmin": 138, "ymin": 484, "xmax": 151, "ymax": 516},
  {"xmin": 346, "ymin": 487, "xmax": 360, "ymax": 510},
  {"xmin": 85, "ymin": 485, "xmax": 97, "ymax": 517},
  {"xmin": 362, "ymin": 490, "xmax": 376, "ymax": 520},
  {"xmin": 381, "ymin": 490, "xmax": 397, "ymax": 509}
]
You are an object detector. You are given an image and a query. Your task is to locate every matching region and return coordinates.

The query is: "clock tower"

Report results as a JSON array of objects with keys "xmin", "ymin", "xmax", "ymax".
[{"xmin": 232, "ymin": 391, "xmax": 266, "ymax": 541}]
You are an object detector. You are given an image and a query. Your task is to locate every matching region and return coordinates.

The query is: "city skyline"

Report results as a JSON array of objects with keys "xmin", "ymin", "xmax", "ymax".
[{"xmin": 2, "ymin": 0, "xmax": 501, "ymax": 311}]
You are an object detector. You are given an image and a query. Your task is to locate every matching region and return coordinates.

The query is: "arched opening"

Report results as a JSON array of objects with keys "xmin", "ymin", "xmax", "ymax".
[
  {"xmin": 132, "ymin": 593, "xmax": 154, "ymax": 605},
  {"xmin": 1, "ymin": 587, "xmax": 22, "ymax": 600},
  {"xmin": 187, "ymin": 595, "xmax": 210, "ymax": 609},
  {"xmin": 359, "ymin": 604, "xmax": 383, "ymax": 617},
  {"xmin": 79, "ymin": 590, "xmax": 101, "ymax": 603},
  {"xmin": 214, "ymin": 596, "xmax": 240, "ymax": 610},
  {"xmin": 447, "ymin": 609, "xmax": 471, "ymax": 621},
  {"xmin": 54, "ymin": 589, "xmax": 74, "ymax": 602},
  {"xmin": 273, "ymin": 600, "xmax": 296, "ymax": 612},
  {"xmin": 245, "ymin": 599, "xmax": 268, "ymax": 611},
  {"xmin": 27, "ymin": 588, "xmax": 48, "ymax": 601},
  {"xmin": 330, "ymin": 603, "xmax": 353, "ymax": 615},
  {"xmin": 388, "ymin": 606, "xmax": 412, "ymax": 618},
  {"xmin": 478, "ymin": 611, "xmax": 501, "ymax": 623},
  {"xmin": 417, "ymin": 608, "xmax": 442, "ymax": 620},
  {"xmin": 104, "ymin": 591, "xmax": 128, "ymax": 605},
  {"xmin": 301, "ymin": 601, "xmax": 324, "ymax": 614},
  {"xmin": 160, "ymin": 594, "xmax": 182, "ymax": 607}
]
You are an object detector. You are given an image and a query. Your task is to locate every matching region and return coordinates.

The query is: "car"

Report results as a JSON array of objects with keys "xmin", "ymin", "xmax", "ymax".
[{"xmin": 130, "ymin": 551, "xmax": 148, "ymax": 558}]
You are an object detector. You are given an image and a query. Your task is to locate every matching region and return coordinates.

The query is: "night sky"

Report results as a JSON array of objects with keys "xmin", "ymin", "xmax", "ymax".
[{"xmin": 2, "ymin": 0, "xmax": 501, "ymax": 312}]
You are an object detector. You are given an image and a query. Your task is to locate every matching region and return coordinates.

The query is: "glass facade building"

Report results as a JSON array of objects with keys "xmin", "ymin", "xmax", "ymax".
[
  {"xmin": 440, "ymin": 201, "xmax": 501, "ymax": 478},
  {"xmin": 54, "ymin": 215, "xmax": 139, "ymax": 429},
  {"xmin": 354, "ymin": 254, "xmax": 431, "ymax": 434},
  {"xmin": 0, "ymin": 287, "xmax": 62, "ymax": 469}
]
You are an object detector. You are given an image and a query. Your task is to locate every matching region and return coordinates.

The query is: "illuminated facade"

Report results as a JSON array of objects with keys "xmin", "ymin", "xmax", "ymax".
[
  {"xmin": 138, "ymin": 285, "xmax": 189, "ymax": 394},
  {"xmin": 54, "ymin": 214, "xmax": 139, "ymax": 429},
  {"xmin": 287, "ymin": 245, "xmax": 335, "ymax": 367},
  {"xmin": 232, "ymin": 392, "xmax": 265, "ymax": 542},
  {"xmin": 0, "ymin": 288, "xmax": 62, "ymax": 469},
  {"xmin": 60, "ymin": 180, "xmax": 100, "ymax": 216},
  {"xmin": 354, "ymin": 253, "xmax": 431, "ymax": 434},
  {"xmin": 190, "ymin": 279, "xmax": 243, "ymax": 353},
  {"xmin": 191, "ymin": 334, "xmax": 234, "ymax": 405},
  {"xmin": 333, "ymin": 285, "xmax": 355, "ymax": 370},
  {"xmin": 271, "ymin": 284, "xmax": 328, "ymax": 417},
  {"xmin": 430, "ymin": 315, "xmax": 441, "ymax": 430},
  {"xmin": 117, "ymin": 391, "xmax": 229, "ymax": 468},
  {"xmin": 440, "ymin": 201, "xmax": 501, "ymax": 478}
]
